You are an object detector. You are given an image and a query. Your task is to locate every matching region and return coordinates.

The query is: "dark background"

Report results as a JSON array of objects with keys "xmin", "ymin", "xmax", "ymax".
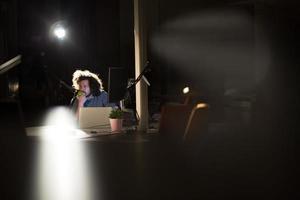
[
  {"xmin": 1, "ymin": 0, "xmax": 300, "ymax": 128},
  {"xmin": 0, "ymin": 0, "xmax": 298, "ymax": 198}
]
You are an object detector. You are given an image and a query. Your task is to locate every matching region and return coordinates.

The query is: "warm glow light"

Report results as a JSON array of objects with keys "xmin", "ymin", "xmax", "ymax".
[
  {"xmin": 196, "ymin": 103, "xmax": 208, "ymax": 109},
  {"xmin": 54, "ymin": 27, "xmax": 66, "ymax": 39},
  {"xmin": 183, "ymin": 86, "xmax": 190, "ymax": 94}
]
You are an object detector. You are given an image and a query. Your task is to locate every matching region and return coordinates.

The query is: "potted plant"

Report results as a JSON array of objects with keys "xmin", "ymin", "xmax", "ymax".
[{"xmin": 109, "ymin": 109, "xmax": 124, "ymax": 133}]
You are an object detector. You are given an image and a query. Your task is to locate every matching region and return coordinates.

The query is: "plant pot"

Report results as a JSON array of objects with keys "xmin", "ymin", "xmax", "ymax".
[{"xmin": 109, "ymin": 118, "xmax": 123, "ymax": 133}]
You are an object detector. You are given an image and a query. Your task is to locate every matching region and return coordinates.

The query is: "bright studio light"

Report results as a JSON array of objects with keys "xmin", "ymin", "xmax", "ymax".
[
  {"xmin": 54, "ymin": 27, "xmax": 66, "ymax": 39},
  {"xmin": 183, "ymin": 86, "xmax": 190, "ymax": 94}
]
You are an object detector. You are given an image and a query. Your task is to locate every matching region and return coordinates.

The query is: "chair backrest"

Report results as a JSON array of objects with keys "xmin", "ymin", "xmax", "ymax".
[
  {"xmin": 159, "ymin": 103, "xmax": 194, "ymax": 139},
  {"xmin": 183, "ymin": 103, "xmax": 209, "ymax": 142}
]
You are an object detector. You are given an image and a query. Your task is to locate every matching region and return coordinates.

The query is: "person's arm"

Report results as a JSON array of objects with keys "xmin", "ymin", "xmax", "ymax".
[
  {"xmin": 71, "ymin": 98, "xmax": 78, "ymax": 113},
  {"xmin": 75, "ymin": 95, "xmax": 86, "ymax": 119}
]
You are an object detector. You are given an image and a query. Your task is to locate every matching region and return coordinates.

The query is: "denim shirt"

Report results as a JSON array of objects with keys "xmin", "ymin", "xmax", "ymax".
[
  {"xmin": 83, "ymin": 91, "xmax": 108, "ymax": 107},
  {"xmin": 71, "ymin": 91, "xmax": 109, "ymax": 113}
]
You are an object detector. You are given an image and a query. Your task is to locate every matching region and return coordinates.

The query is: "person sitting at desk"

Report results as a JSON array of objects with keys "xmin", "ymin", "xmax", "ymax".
[{"xmin": 71, "ymin": 69, "xmax": 109, "ymax": 118}]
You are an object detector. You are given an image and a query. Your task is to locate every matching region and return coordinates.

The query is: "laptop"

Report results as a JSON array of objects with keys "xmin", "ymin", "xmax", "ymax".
[{"xmin": 78, "ymin": 107, "xmax": 112, "ymax": 132}]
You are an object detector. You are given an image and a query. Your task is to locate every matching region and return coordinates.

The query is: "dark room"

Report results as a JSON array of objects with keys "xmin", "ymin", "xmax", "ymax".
[{"xmin": 0, "ymin": 0, "xmax": 298, "ymax": 199}]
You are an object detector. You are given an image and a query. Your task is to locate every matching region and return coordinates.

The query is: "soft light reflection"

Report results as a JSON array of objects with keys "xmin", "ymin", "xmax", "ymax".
[
  {"xmin": 33, "ymin": 106, "xmax": 97, "ymax": 200},
  {"xmin": 41, "ymin": 107, "xmax": 80, "ymax": 140},
  {"xmin": 196, "ymin": 103, "xmax": 208, "ymax": 109},
  {"xmin": 44, "ymin": 107, "xmax": 76, "ymax": 128}
]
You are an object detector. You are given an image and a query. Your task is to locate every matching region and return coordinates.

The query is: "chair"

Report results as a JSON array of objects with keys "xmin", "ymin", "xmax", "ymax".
[
  {"xmin": 159, "ymin": 103, "xmax": 194, "ymax": 140},
  {"xmin": 183, "ymin": 103, "xmax": 209, "ymax": 142}
]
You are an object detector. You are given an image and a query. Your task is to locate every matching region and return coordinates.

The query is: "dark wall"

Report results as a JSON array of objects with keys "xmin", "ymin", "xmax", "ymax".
[
  {"xmin": 0, "ymin": 0, "xmax": 19, "ymax": 101},
  {"xmin": 253, "ymin": 3, "xmax": 300, "ymax": 125},
  {"xmin": 119, "ymin": 0, "xmax": 134, "ymax": 75},
  {"xmin": 0, "ymin": 0, "xmax": 18, "ymax": 63}
]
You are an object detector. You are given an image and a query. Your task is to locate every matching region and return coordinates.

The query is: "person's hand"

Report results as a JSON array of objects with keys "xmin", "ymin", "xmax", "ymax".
[{"xmin": 77, "ymin": 91, "xmax": 86, "ymax": 107}]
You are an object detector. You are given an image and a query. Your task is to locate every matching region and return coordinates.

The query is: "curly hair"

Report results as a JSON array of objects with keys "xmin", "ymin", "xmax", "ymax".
[{"xmin": 72, "ymin": 69, "xmax": 104, "ymax": 96}]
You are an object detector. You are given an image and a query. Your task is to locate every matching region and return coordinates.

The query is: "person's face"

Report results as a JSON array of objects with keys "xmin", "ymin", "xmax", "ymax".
[{"xmin": 78, "ymin": 79, "xmax": 91, "ymax": 96}]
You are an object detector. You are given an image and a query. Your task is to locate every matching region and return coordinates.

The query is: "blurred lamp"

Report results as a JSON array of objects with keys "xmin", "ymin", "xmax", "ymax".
[
  {"xmin": 54, "ymin": 26, "xmax": 66, "ymax": 40},
  {"xmin": 183, "ymin": 86, "xmax": 190, "ymax": 105},
  {"xmin": 183, "ymin": 86, "xmax": 190, "ymax": 94}
]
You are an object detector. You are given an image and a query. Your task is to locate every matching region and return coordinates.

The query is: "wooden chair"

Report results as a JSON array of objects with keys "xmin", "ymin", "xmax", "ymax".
[
  {"xmin": 159, "ymin": 103, "xmax": 194, "ymax": 140},
  {"xmin": 183, "ymin": 103, "xmax": 210, "ymax": 142}
]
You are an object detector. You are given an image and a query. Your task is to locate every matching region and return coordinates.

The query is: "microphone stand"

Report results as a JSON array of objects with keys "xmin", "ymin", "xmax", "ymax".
[
  {"xmin": 122, "ymin": 61, "xmax": 151, "ymax": 128},
  {"xmin": 127, "ymin": 61, "xmax": 151, "ymax": 89}
]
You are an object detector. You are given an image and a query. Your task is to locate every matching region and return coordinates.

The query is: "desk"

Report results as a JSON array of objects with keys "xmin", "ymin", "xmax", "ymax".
[
  {"xmin": 25, "ymin": 125, "xmax": 153, "ymax": 140},
  {"xmin": 0, "ymin": 126, "xmax": 294, "ymax": 200}
]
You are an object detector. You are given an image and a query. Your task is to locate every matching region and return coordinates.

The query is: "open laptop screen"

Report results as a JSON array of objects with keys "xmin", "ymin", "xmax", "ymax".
[{"xmin": 78, "ymin": 107, "xmax": 112, "ymax": 129}]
